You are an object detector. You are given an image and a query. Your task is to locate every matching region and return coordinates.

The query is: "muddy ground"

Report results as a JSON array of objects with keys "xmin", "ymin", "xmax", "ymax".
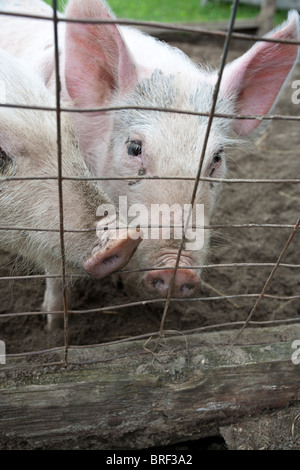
[{"xmin": 0, "ymin": 33, "xmax": 299, "ymax": 450}]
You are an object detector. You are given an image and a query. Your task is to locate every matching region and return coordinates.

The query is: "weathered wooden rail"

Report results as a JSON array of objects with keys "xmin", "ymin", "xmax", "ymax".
[{"xmin": 0, "ymin": 324, "xmax": 299, "ymax": 449}]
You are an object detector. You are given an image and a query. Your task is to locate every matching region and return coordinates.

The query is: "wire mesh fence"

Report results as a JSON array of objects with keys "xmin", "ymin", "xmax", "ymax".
[{"xmin": 0, "ymin": 0, "xmax": 299, "ymax": 372}]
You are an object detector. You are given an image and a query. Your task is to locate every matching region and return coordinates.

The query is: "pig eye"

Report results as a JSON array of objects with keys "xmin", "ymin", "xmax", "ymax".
[
  {"xmin": 0, "ymin": 146, "xmax": 13, "ymax": 174},
  {"xmin": 127, "ymin": 140, "xmax": 142, "ymax": 157},
  {"xmin": 208, "ymin": 151, "xmax": 223, "ymax": 177}
]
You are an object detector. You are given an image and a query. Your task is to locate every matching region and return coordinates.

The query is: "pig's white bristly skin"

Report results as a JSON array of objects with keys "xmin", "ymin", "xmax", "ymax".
[
  {"xmin": 0, "ymin": 0, "xmax": 298, "ymax": 298},
  {"xmin": 0, "ymin": 49, "xmax": 141, "ymax": 328}
]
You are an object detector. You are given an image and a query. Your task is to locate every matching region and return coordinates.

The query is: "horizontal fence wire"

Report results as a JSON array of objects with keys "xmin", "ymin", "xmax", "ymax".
[
  {"xmin": 1, "ymin": 293, "xmax": 300, "ymax": 320},
  {"xmin": 0, "ymin": 0, "xmax": 299, "ymax": 367},
  {"xmin": 0, "ymin": 223, "xmax": 299, "ymax": 233},
  {"xmin": 2, "ymin": 101, "xmax": 300, "ymax": 122},
  {"xmin": 1, "ymin": 260, "xmax": 300, "ymax": 277},
  {"xmin": 2, "ymin": 175, "xmax": 300, "ymax": 183},
  {"xmin": 0, "ymin": 9, "xmax": 300, "ymax": 46}
]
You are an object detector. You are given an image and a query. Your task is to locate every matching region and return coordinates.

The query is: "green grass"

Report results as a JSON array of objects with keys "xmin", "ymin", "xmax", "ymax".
[{"xmin": 44, "ymin": 0, "xmax": 287, "ymax": 24}]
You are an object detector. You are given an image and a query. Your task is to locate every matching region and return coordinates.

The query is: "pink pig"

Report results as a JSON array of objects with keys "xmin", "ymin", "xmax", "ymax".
[
  {"xmin": 0, "ymin": 0, "xmax": 298, "ymax": 300},
  {"xmin": 0, "ymin": 47, "xmax": 142, "ymax": 328}
]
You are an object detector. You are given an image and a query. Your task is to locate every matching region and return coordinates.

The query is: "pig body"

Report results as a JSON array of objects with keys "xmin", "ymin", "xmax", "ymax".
[
  {"xmin": 0, "ymin": 0, "xmax": 298, "ymax": 298},
  {"xmin": 0, "ymin": 48, "xmax": 141, "ymax": 328}
]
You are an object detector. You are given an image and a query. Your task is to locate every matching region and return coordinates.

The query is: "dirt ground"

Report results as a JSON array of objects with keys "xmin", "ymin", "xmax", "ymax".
[{"xmin": 0, "ymin": 33, "xmax": 299, "ymax": 450}]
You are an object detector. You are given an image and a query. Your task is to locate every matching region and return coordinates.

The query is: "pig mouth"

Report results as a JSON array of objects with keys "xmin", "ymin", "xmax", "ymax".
[{"xmin": 154, "ymin": 251, "xmax": 195, "ymax": 269}]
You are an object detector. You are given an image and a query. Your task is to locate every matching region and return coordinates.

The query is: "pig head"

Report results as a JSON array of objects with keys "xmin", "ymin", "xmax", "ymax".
[{"xmin": 62, "ymin": 1, "xmax": 299, "ymax": 297}]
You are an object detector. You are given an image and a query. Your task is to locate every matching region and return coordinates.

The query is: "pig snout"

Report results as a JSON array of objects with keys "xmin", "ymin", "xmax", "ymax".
[
  {"xmin": 142, "ymin": 266, "xmax": 201, "ymax": 298},
  {"xmin": 83, "ymin": 228, "xmax": 142, "ymax": 279}
]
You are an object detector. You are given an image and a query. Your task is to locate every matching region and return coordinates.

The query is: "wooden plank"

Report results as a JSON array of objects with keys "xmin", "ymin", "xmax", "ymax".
[
  {"xmin": 258, "ymin": 0, "xmax": 277, "ymax": 35},
  {"xmin": 0, "ymin": 324, "xmax": 300, "ymax": 449},
  {"xmin": 137, "ymin": 18, "xmax": 260, "ymax": 43}
]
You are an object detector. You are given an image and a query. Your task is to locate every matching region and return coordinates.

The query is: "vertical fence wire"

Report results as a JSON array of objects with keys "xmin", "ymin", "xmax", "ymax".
[
  {"xmin": 157, "ymin": 0, "xmax": 240, "ymax": 340},
  {"xmin": 52, "ymin": 0, "xmax": 69, "ymax": 363},
  {"xmin": 234, "ymin": 215, "xmax": 300, "ymax": 343}
]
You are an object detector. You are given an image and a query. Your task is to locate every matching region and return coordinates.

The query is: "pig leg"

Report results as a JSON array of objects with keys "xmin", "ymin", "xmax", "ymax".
[
  {"xmin": 42, "ymin": 275, "xmax": 71, "ymax": 331},
  {"xmin": 43, "ymin": 226, "xmax": 142, "ymax": 330}
]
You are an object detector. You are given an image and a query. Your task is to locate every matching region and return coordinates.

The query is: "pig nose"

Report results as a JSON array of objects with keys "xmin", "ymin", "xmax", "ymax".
[
  {"xmin": 142, "ymin": 268, "xmax": 201, "ymax": 297},
  {"xmin": 83, "ymin": 228, "xmax": 142, "ymax": 279}
]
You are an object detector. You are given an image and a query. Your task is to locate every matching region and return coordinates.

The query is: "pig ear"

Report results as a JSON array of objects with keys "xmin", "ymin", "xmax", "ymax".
[
  {"xmin": 64, "ymin": 0, "xmax": 137, "ymax": 108},
  {"xmin": 220, "ymin": 10, "xmax": 300, "ymax": 136}
]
